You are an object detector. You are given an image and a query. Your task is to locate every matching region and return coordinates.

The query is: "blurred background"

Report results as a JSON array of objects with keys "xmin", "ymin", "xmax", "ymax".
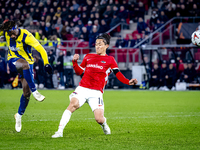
[{"xmin": 0, "ymin": 0, "xmax": 200, "ymax": 90}]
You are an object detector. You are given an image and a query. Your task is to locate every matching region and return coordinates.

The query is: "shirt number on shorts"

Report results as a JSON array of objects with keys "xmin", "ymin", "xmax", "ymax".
[{"xmin": 98, "ymin": 98, "xmax": 103, "ymax": 106}]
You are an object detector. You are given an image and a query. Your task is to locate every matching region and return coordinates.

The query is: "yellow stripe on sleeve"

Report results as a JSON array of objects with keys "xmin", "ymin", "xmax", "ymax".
[
  {"xmin": 24, "ymin": 30, "xmax": 49, "ymax": 65},
  {"xmin": 34, "ymin": 44, "xmax": 49, "ymax": 65}
]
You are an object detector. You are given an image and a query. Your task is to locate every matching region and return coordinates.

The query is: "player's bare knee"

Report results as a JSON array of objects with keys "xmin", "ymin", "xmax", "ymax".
[
  {"xmin": 71, "ymin": 98, "xmax": 79, "ymax": 108},
  {"xmin": 94, "ymin": 109, "xmax": 105, "ymax": 124},
  {"xmin": 72, "ymin": 103, "xmax": 79, "ymax": 110},
  {"xmin": 68, "ymin": 98, "xmax": 79, "ymax": 112},
  {"xmin": 95, "ymin": 116, "xmax": 104, "ymax": 124},
  {"xmin": 22, "ymin": 61, "xmax": 30, "ymax": 70}
]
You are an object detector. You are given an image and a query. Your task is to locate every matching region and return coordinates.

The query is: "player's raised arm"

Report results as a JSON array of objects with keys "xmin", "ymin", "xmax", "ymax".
[
  {"xmin": 25, "ymin": 32, "xmax": 48, "ymax": 65},
  {"xmin": 25, "ymin": 31, "xmax": 53, "ymax": 74},
  {"xmin": 72, "ymin": 54, "xmax": 84, "ymax": 75}
]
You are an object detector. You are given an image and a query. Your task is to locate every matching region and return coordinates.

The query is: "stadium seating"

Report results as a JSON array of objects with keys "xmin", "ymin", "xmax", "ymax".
[
  {"xmin": 195, "ymin": 52, "xmax": 200, "ymax": 60},
  {"xmin": 75, "ymin": 41, "xmax": 90, "ymax": 54},
  {"xmin": 108, "ymin": 49, "xmax": 126, "ymax": 62},
  {"xmin": 151, "ymin": 32, "xmax": 163, "ymax": 45},
  {"xmin": 128, "ymin": 49, "xmax": 139, "ymax": 62},
  {"xmin": 178, "ymin": 63, "xmax": 185, "ymax": 72},
  {"xmin": 109, "ymin": 48, "xmax": 139, "ymax": 63}
]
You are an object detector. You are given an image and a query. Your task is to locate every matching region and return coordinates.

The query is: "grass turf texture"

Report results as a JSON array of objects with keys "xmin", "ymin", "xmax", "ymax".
[{"xmin": 0, "ymin": 90, "xmax": 200, "ymax": 150}]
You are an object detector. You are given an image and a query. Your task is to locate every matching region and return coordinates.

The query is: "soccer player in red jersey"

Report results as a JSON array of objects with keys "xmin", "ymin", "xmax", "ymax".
[{"xmin": 52, "ymin": 33, "xmax": 138, "ymax": 138}]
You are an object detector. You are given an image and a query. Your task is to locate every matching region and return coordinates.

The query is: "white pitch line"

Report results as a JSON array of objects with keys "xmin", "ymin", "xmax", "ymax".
[{"xmin": 1, "ymin": 114, "xmax": 200, "ymax": 122}]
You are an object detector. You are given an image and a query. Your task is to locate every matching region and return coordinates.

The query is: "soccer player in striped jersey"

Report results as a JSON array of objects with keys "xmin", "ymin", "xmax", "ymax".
[
  {"xmin": 0, "ymin": 20, "xmax": 53, "ymax": 132},
  {"xmin": 52, "ymin": 33, "xmax": 138, "ymax": 138}
]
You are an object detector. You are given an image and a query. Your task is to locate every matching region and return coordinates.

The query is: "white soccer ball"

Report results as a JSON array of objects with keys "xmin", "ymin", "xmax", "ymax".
[{"xmin": 191, "ymin": 30, "xmax": 200, "ymax": 46}]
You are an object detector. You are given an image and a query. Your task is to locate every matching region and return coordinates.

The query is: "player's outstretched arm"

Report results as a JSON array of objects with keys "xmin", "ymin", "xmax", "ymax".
[
  {"xmin": 72, "ymin": 54, "xmax": 84, "ymax": 75},
  {"xmin": 113, "ymin": 68, "xmax": 138, "ymax": 85},
  {"xmin": 25, "ymin": 31, "xmax": 49, "ymax": 66}
]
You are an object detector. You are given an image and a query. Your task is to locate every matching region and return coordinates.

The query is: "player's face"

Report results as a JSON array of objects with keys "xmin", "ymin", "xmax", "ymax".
[
  {"xmin": 95, "ymin": 39, "xmax": 109, "ymax": 55},
  {"xmin": 8, "ymin": 29, "xmax": 18, "ymax": 40}
]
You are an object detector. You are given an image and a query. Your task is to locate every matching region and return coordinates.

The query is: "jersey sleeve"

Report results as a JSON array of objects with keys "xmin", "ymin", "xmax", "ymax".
[
  {"xmin": 24, "ymin": 30, "xmax": 49, "ymax": 65},
  {"xmin": 0, "ymin": 31, "xmax": 3, "ymax": 36},
  {"xmin": 80, "ymin": 54, "xmax": 88, "ymax": 68},
  {"xmin": 24, "ymin": 31, "xmax": 40, "ymax": 48},
  {"xmin": 0, "ymin": 31, "xmax": 4, "ymax": 38},
  {"xmin": 110, "ymin": 56, "xmax": 119, "ymax": 69},
  {"xmin": 72, "ymin": 60, "xmax": 84, "ymax": 75},
  {"xmin": 115, "ymin": 72, "xmax": 130, "ymax": 85}
]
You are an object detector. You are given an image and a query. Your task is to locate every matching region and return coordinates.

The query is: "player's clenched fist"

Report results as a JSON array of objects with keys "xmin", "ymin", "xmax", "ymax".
[
  {"xmin": 129, "ymin": 79, "xmax": 138, "ymax": 85},
  {"xmin": 73, "ymin": 54, "xmax": 79, "ymax": 61}
]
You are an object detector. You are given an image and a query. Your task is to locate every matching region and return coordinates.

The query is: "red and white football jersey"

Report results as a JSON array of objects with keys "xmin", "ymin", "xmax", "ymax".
[{"xmin": 79, "ymin": 53, "xmax": 118, "ymax": 93}]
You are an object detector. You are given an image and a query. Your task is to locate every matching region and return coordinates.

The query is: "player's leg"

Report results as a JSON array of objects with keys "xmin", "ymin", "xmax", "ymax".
[
  {"xmin": 52, "ymin": 98, "xmax": 79, "ymax": 138},
  {"xmin": 14, "ymin": 78, "xmax": 31, "ymax": 132},
  {"xmin": 59, "ymin": 97, "xmax": 79, "ymax": 130},
  {"xmin": 52, "ymin": 87, "xmax": 86, "ymax": 138},
  {"xmin": 14, "ymin": 59, "xmax": 45, "ymax": 101},
  {"xmin": 88, "ymin": 92, "xmax": 111, "ymax": 135},
  {"xmin": 94, "ymin": 109, "xmax": 111, "ymax": 135}
]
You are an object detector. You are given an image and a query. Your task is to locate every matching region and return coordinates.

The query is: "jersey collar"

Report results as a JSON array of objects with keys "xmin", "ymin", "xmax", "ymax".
[{"xmin": 15, "ymin": 29, "xmax": 21, "ymax": 40}]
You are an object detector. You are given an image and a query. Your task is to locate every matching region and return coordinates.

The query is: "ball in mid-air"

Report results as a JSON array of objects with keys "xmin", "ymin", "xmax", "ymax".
[{"xmin": 191, "ymin": 30, "xmax": 200, "ymax": 46}]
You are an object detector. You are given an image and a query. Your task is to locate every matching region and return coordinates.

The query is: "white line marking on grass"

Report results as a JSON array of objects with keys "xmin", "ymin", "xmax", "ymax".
[{"xmin": 1, "ymin": 114, "xmax": 200, "ymax": 122}]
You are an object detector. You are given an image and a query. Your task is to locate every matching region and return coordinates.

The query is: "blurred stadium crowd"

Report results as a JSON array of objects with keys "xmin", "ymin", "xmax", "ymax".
[
  {"xmin": 143, "ymin": 56, "xmax": 200, "ymax": 91},
  {"xmin": 0, "ymin": 0, "xmax": 200, "ymax": 90},
  {"xmin": 0, "ymin": 0, "xmax": 199, "ymax": 47}
]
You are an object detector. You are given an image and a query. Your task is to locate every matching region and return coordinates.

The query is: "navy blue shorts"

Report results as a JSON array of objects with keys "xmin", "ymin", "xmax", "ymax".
[{"xmin": 8, "ymin": 58, "xmax": 33, "ymax": 78}]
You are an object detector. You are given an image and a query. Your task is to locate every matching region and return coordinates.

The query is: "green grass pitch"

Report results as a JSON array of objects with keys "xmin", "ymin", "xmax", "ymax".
[{"xmin": 0, "ymin": 89, "xmax": 200, "ymax": 150}]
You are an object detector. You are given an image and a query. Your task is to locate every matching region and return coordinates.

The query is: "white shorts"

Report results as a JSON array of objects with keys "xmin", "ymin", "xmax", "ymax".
[{"xmin": 69, "ymin": 86, "xmax": 104, "ymax": 111}]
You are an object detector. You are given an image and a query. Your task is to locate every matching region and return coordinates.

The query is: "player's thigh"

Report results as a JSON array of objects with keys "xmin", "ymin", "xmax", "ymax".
[
  {"xmin": 8, "ymin": 58, "xmax": 29, "ymax": 74},
  {"xmin": 15, "ymin": 59, "xmax": 29, "ymax": 70},
  {"xmin": 67, "ymin": 97, "xmax": 79, "ymax": 112},
  {"xmin": 87, "ymin": 91, "xmax": 104, "ymax": 112},
  {"xmin": 69, "ymin": 86, "xmax": 87, "ymax": 108}
]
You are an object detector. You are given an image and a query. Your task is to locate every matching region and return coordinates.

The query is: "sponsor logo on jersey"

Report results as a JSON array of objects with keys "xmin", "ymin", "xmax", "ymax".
[
  {"xmin": 87, "ymin": 59, "xmax": 91, "ymax": 61},
  {"xmin": 87, "ymin": 64, "xmax": 103, "ymax": 69},
  {"xmin": 9, "ymin": 46, "xmax": 19, "ymax": 51},
  {"xmin": 101, "ymin": 61, "xmax": 106, "ymax": 63}
]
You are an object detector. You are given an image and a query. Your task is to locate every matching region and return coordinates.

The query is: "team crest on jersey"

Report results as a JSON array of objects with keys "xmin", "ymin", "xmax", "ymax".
[
  {"xmin": 73, "ymin": 92, "xmax": 77, "ymax": 94},
  {"xmin": 101, "ymin": 61, "xmax": 106, "ymax": 63},
  {"xmin": 17, "ymin": 42, "xmax": 21, "ymax": 44}
]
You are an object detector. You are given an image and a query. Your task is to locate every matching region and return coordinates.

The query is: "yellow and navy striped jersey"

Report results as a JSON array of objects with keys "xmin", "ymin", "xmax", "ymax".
[{"xmin": 4, "ymin": 29, "xmax": 47, "ymax": 64}]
